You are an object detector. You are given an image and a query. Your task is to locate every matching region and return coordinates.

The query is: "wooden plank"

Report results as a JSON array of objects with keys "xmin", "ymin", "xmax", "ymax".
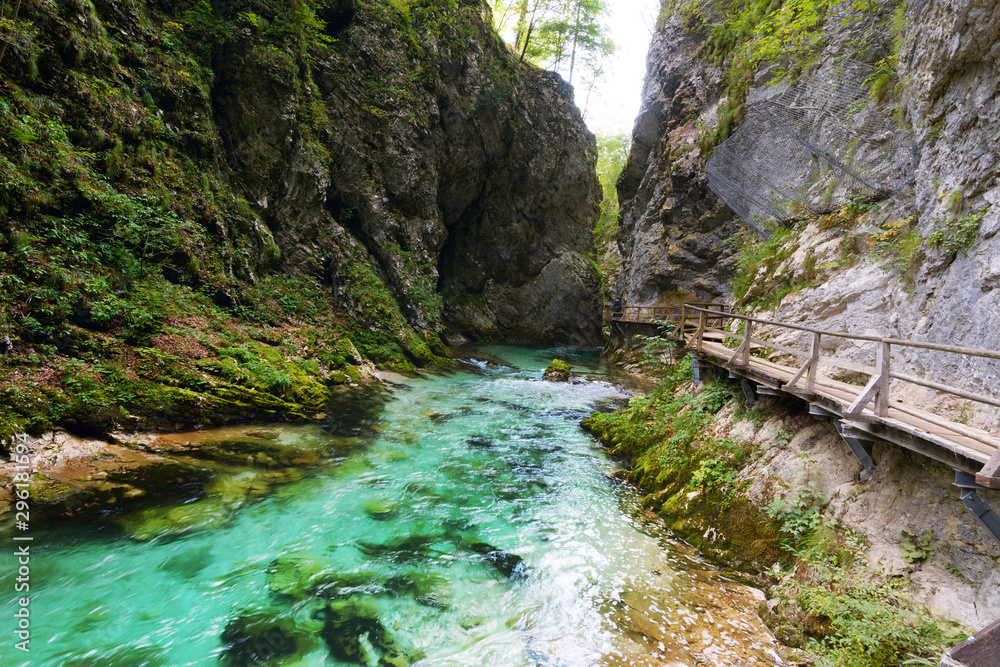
[
  {"xmin": 842, "ymin": 420, "xmax": 985, "ymax": 473},
  {"xmin": 975, "ymin": 447, "xmax": 1000, "ymax": 489},
  {"xmin": 947, "ymin": 617, "xmax": 1000, "ymax": 666},
  {"xmin": 846, "ymin": 374, "xmax": 882, "ymax": 417},
  {"xmin": 888, "ymin": 403, "xmax": 1000, "ymax": 451}
]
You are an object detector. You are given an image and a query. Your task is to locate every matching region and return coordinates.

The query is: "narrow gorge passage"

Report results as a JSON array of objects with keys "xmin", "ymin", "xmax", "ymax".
[{"xmin": 2, "ymin": 346, "xmax": 782, "ymax": 666}]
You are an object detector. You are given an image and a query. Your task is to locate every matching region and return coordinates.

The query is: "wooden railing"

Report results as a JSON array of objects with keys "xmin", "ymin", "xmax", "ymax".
[
  {"xmin": 602, "ymin": 302, "xmax": 724, "ymax": 325},
  {"xmin": 606, "ymin": 301, "xmax": 1000, "ymax": 488}
]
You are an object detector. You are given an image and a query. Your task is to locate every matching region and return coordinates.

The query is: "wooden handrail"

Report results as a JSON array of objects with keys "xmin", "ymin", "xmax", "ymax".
[
  {"xmin": 682, "ymin": 304, "xmax": 1000, "ymax": 360},
  {"xmin": 674, "ymin": 302, "xmax": 1000, "ymax": 462},
  {"xmin": 604, "ymin": 300, "xmax": 1000, "ymax": 487}
]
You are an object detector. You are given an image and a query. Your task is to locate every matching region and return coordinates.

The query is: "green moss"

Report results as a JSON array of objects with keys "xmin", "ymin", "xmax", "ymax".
[
  {"xmin": 545, "ymin": 359, "xmax": 571, "ymax": 374},
  {"xmin": 583, "ymin": 362, "xmax": 784, "ymax": 572},
  {"xmin": 0, "ymin": 0, "xmax": 471, "ymax": 437}
]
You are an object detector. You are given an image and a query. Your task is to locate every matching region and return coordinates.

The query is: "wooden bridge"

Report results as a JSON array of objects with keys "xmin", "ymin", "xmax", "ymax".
[{"xmin": 604, "ymin": 302, "xmax": 1000, "ymax": 547}]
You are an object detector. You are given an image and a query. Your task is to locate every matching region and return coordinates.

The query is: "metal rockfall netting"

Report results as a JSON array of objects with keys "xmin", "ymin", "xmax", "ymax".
[{"xmin": 706, "ymin": 59, "xmax": 916, "ymax": 237}]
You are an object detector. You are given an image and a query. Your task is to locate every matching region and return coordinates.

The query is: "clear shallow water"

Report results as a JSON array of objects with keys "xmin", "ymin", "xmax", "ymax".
[{"xmin": 2, "ymin": 346, "xmax": 783, "ymax": 666}]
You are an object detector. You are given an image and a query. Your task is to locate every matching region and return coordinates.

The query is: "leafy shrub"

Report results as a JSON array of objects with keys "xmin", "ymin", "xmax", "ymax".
[{"xmin": 926, "ymin": 208, "xmax": 986, "ymax": 257}]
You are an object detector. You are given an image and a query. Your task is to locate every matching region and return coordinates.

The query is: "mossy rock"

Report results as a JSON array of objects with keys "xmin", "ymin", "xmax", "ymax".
[
  {"xmin": 343, "ymin": 365, "xmax": 364, "ymax": 384},
  {"xmin": 220, "ymin": 608, "xmax": 321, "ymax": 667},
  {"xmin": 117, "ymin": 499, "xmax": 230, "ymax": 541},
  {"xmin": 542, "ymin": 358, "xmax": 571, "ymax": 381},
  {"xmin": 205, "ymin": 471, "xmax": 268, "ymax": 508},
  {"xmin": 284, "ymin": 361, "xmax": 331, "ymax": 410},
  {"xmin": 362, "ymin": 498, "xmax": 400, "ymax": 520},
  {"xmin": 320, "ymin": 599, "xmax": 424, "ymax": 666},
  {"xmin": 29, "ymin": 473, "xmax": 81, "ymax": 504},
  {"xmin": 424, "ymin": 331, "xmax": 451, "ymax": 358},
  {"xmin": 266, "ymin": 550, "xmax": 337, "ymax": 598}
]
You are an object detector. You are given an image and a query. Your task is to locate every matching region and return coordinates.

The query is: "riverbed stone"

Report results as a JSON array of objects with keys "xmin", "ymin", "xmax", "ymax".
[
  {"xmin": 220, "ymin": 609, "xmax": 320, "ymax": 666},
  {"xmin": 320, "ymin": 599, "xmax": 424, "ymax": 666},
  {"xmin": 266, "ymin": 550, "xmax": 337, "ymax": 599},
  {"xmin": 117, "ymin": 499, "xmax": 230, "ymax": 541},
  {"xmin": 363, "ymin": 498, "xmax": 400, "ymax": 520}
]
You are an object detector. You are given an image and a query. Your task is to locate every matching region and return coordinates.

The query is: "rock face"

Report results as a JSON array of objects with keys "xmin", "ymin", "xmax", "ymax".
[
  {"xmin": 614, "ymin": 0, "xmax": 1000, "ymax": 633},
  {"xmin": 213, "ymin": 1, "xmax": 602, "ymax": 344},
  {"xmin": 618, "ymin": 1, "xmax": 1000, "ymax": 411},
  {"xmin": 615, "ymin": 18, "xmax": 739, "ymax": 307}
]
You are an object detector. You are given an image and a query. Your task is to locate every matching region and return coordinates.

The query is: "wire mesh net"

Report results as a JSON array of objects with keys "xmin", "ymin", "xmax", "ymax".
[{"xmin": 706, "ymin": 59, "xmax": 915, "ymax": 237}]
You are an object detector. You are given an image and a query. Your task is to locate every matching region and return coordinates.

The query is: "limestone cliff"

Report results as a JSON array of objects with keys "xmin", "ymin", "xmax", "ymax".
[
  {"xmin": 612, "ymin": 0, "xmax": 1000, "ymax": 634},
  {"xmin": 617, "ymin": 0, "xmax": 1000, "ymax": 403},
  {"xmin": 616, "ymin": 15, "xmax": 738, "ymax": 307},
  {"xmin": 213, "ymin": 0, "xmax": 602, "ymax": 343}
]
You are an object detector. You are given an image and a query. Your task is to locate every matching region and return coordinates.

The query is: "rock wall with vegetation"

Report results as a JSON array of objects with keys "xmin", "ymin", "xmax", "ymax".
[
  {"xmin": 598, "ymin": 0, "xmax": 1000, "ymax": 660},
  {"xmin": 616, "ymin": 0, "xmax": 1000, "ymax": 411},
  {"xmin": 584, "ymin": 359, "xmax": 997, "ymax": 665},
  {"xmin": 0, "ymin": 0, "xmax": 601, "ymax": 439}
]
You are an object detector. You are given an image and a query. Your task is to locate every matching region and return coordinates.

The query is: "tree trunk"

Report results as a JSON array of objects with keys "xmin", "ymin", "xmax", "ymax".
[
  {"xmin": 568, "ymin": 2, "xmax": 580, "ymax": 85},
  {"xmin": 0, "ymin": 0, "xmax": 24, "ymax": 67}
]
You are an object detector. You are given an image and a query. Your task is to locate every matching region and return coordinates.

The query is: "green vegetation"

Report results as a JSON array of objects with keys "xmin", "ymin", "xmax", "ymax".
[
  {"xmin": 586, "ymin": 356, "xmax": 968, "ymax": 665},
  {"xmin": 664, "ymin": 0, "xmax": 908, "ymax": 156},
  {"xmin": 582, "ymin": 359, "xmax": 780, "ymax": 572},
  {"xmin": 488, "ymin": 0, "xmax": 615, "ymax": 93},
  {"xmin": 730, "ymin": 224, "xmax": 800, "ymax": 308},
  {"xmin": 679, "ymin": 0, "xmax": 837, "ymax": 154},
  {"xmin": 927, "ymin": 207, "xmax": 986, "ymax": 258},
  {"xmin": 766, "ymin": 489, "xmax": 965, "ymax": 666},
  {"xmin": 0, "ymin": 0, "xmax": 464, "ymax": 440},
  {"xmin": 592, "ymin": 132, "xmax": 630, "ymax": 296}
]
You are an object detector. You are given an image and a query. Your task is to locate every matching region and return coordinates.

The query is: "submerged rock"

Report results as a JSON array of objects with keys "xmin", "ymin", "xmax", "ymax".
[
  {"xmin": 220, "ymin": 609, "xmax": 320, "ymax": 667},
  {"xmin": 117, "ymin": 499, "xmax": 230, "ymax": 541},
  {"xmin": 466, "ymin": 541, "xmax": 527, "ymax": 579},
  {"xmin": 319, "ymin": 599, "xmax": 425, "ymax": 666},
  {"xmin": 385, "ymin": 569, "xmax": 452, "ymax": 608},
  {"xmin": 362, "ymin": 499, "xmax": 400, "ymax": 520},
  {"xmin": 266, "ymin": 550, "xmax": 337, "ymax": 599},
  {"xmin": 158, "ymin": 549, "xmax": 213, "ymax": 580},
  {"xmin": 205, "ymin": 471, "xmax": 270, "ymax": 508}
]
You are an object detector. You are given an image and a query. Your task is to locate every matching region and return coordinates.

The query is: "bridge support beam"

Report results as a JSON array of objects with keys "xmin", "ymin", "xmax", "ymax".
[
  {"xmin": 835, "ymin": 420, "xmax": 877, "ymax": 474},
  {"xmin": 955, "ymin": 471, "xmax": 1000, "ymax": 548}
]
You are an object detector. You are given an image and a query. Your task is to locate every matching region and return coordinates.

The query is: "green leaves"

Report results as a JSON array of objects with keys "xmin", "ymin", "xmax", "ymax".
[
  {"xmin": 926, "ymin": 207, "xmax": 986, "ymax": 257},
  {"xmin": 488, "ymin": 0, "xmax": 615, "ymax": 88}
]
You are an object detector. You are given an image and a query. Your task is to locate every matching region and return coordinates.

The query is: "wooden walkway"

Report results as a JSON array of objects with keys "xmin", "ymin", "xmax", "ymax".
[{"xmin": 604, "ymin": 303, "xmax": 1000, "ymax": 492}]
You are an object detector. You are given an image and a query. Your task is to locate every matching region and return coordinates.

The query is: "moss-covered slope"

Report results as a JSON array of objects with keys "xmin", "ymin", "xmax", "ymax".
[{"xmin": 0, "ymin": 0, "xmax": 600, "ymax": 438}]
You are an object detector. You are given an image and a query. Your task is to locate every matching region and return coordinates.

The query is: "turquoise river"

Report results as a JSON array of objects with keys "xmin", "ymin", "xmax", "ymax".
[{"xmin": 2, "ymin": 346, "xmax": 784, "ymax": 666}]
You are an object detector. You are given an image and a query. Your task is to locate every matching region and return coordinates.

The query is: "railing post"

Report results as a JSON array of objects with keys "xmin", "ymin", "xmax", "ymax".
[
  {"xmin": 848, "ymin": 338, "xmax": 891, "ymax": 419},
  {"xmin": 806, "ymin": 332, "xmax": 820, "ymax": 393},
  {"xmin": 742, "ymin": 319, "xmax": 753, "ymax": 367},
  {"xmin": 696, "ymin": 309, "xmax": 706, "ymax": 350},
  {"xmin": 875, "ymin": 340, "xmax": 890, "ymax": 417}
]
